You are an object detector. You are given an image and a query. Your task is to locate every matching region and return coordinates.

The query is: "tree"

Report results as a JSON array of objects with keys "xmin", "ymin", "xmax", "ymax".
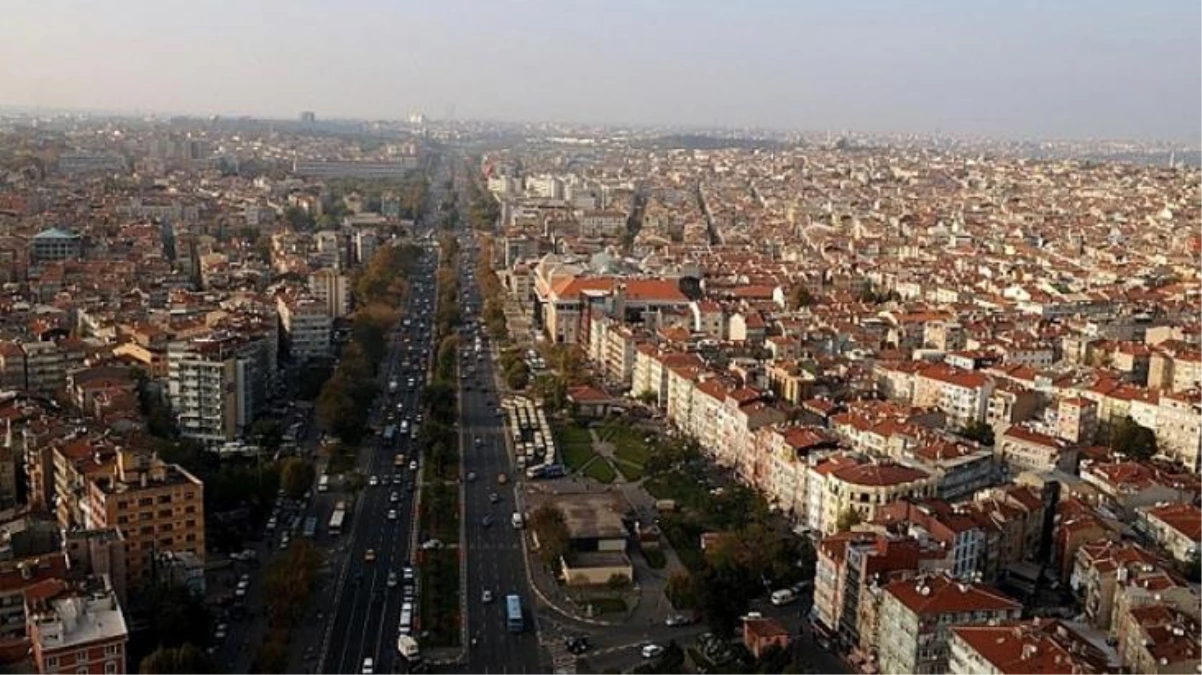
[
  {"xmin": 1110, "ymin": 416, "xmax": 1157, "ymax": 460},
  {"xmin": 140, "ymin": 583, "xmax": 212, "ymax": 652},
  {"xmin": 694, "ymin": 562, "xmax": 754, "ymax": 638},
  {"xmin": 250, "ymin": 419, "xmax": 283, "ymax": 452},
  {"xmin": 665, "ymin": 570, "xmax": 696, "ymax": 609},
  {"xmin": 961, "ymin": 420, "xmax": 995, "ymax": 446},
  {"xmin": 140, "ymin": 642, "xmax": 212, "ymax": 674},
  {"xmin": 836, "ymin": 507, "xmax": 864, "ymax": 533},
  {"xmin": 790, "ymin": 285, "xmax": 814, "ymax": 309},
  {"xmin": 280, "ymin": 458, "xmax": 316, "ymax": 499},
  {"xmin": 529, "ymin": 504, "xmax": 571, "ymax": 568}
]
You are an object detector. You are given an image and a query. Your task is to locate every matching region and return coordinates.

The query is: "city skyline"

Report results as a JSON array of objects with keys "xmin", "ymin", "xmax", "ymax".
[{"xmin": 1, "ymin": 0, "xmax": 1198, "ymax": 143}]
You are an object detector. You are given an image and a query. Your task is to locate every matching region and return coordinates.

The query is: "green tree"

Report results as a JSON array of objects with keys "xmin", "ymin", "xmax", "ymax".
[
  {"xmin": 282, "ymin": 205, "xmax": 315, "ymax": 231},
  {"xmin": 140, "ymin": 642, "xmax": 212, "ymax": 674},
  {"xmin": 961, "ymin": 420, "xmax": 996, "ymax": 446},
  {"xmin": 694, "ymin": 562, "xmax": 754, "ymax": 638},
  {"xmin": 280, "ymin": 457, "xmax": 316, "ymax": 499},
  {"xmin": 836, "ymin": 507, "xmax": 864, "ymax": 533},
  {"xmin": 529, "ymin": 504, "xmax": 571, "ymax": 568},
  {"xmin": 1110, "ymin": 416, "xmax": 1157, "ymax": 460},
  {"xmin": 665, "ymin": 570, "xmax": 696, "ymax": 609},
  {"xmin": 250, "ymin": 419, "xmax": 283, "ymax": 452},
  {"xmin": 141, "ymin": 583, "xmax": 212, "ymax": 652}
]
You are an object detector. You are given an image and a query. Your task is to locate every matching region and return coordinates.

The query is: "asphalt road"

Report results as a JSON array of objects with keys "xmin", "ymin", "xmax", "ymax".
[
  {"xmin": 456, "ymin": 248, "xmax": 544, "ymax": 674},
  {"xmin": 320, "ymin": 232, "xmax": 439, "ymax": 674}
]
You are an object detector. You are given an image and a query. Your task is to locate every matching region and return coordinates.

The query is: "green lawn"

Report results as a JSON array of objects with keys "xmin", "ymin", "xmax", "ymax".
[
  {"xmin": 562, "ymin": 443, "xmax": 598, "ymax": 471},
  {"xmin": 612, "ymin": 458, "xmax": 645, "ymax": 481},
  {"xmin": 644, "ymin": 470, "xmax": 709, "ymax": 510},
  {"xmin": 614, "ymin": 443, "xmax": 652, "ymax": 468},
  {"xmin": 583, "ymin": 458, "xmax": 617, "ymax": 483},
  {"xmin": 556, "ymin": 423, "xmax": 593, "ymax": 448},
  {"xmin": 418, "ymin": 483, "xmax": 460, "ymax": 544}
]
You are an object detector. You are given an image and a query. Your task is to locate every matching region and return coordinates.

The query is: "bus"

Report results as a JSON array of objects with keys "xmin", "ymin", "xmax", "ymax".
[
  {"xmin": 329, "ymin": 500, "xmax": 348, "ymax": 536},
  {"xmin": 505, "ymin": 595, "xmax": 523, "ymax": 633}
]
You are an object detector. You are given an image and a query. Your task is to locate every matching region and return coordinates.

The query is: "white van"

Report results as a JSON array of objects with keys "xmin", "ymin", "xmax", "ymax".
[{"xmin": 770, "ymin": 588, "xmax": 796, "ymax": 606}]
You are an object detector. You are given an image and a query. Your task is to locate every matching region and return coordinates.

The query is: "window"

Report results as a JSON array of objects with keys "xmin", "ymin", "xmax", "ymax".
[
  {"xmin": 104, "ymin": 644, "xmax": 120, "ymax": 657},
  {"xmin": 78, "ymin": 649, "xmax": 88, "ymax": 662},
  {"xmin": 157, "ymin": 494, "xmax": 172, "ymax": 504},
  {"xmin": 105, "ymin": 661, "xmax": 119, "ymax": 674},
  {"xmin": 44, "ymin": 656, "xmax": 58, "ymax": 670}
]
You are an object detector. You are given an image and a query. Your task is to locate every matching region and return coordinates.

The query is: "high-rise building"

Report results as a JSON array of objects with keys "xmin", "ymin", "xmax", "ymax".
[
  {"xmin": 277, "ymin": 295, "xmax": 332, "ymax": 362},
  {"xmin": 308, "ymin": 268, "xmax": 352, "ymax": 318},
  {"xmin": 299, "ymin": 111, "xmax": 316, "ymax": 123},
  {"xmin": 167, "ymin": 333, "xmax": 267, "ymax": 443}
]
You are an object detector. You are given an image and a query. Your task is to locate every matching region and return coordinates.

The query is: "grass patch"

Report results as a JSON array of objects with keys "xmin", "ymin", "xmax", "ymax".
[
  {"xmin": 418, "ymin": 482, "xmax": 460, "ymax": 544},
  {"xmin": 612, "ymin": 458, "xmax": 645, "ymax": 481},
  {"xmin": 645, "ymin": 471, "xmax": 709, "ymax": 510},
  {"xmin": 582, "ymin": 458, "xmax": 617, "ymax": 484},
  {"xmin": 583, "ymin": 597, "xmax": 627, "ymax": 615},
  {"xmin": 556, "ymin": 423, "xmax": 593, "ymax": 448},
  {"xmin": 643, "ymin": 548, "xmax": 667, "ymax": 569},
  {"xmin": 417, "ymin": 547, "xmax": 460, "ymax": 647},
  {"xmin": 562, "ymin": 443, "xmax": 598, "ymax": 471}
]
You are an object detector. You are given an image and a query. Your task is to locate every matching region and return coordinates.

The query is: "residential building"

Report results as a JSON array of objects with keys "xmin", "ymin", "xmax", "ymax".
[
  {"xmin": 25, "ymin": 576, "xmax": 127, "ymax": 675},
  {"xmin": 876, "ymin": 574, "xmax": 1022, "ymax": 675},
  {"xmin": 167, "ymin": 334, "xmax": 266, "ymax": 444},
  {"xmin": 85, "ymin": 451, "xmax": 204, "ymax": 590},
  {"xmin": 277, "ymin": 294, "xmax": 332, "ymax": 361},
  {"xmin": 949, "ymin": 620, "xmax": 1115, "ymax": 675},
  {"xmin": 28, "ymin": 229, "xmax": 83, "ymax": 264},
  {"xmin": 820, "ymin": 460, "xmax": 938, "ymax": 536},
  {"xmin": 1136, "ymin": 502, "xmax": 1201, "ymax": 563},
  {"xmin": 308, "ymin": 268, "xmax": 352, "ymax": 318},
  {"xmin": 997, "ymin": 425, "xmax": 1078, "ymax": 475}
]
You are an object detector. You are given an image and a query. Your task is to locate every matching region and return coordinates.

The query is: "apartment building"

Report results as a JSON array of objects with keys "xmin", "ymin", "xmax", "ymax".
[
  {"xmin": 277, "ymin": 294, "xmax": 332, "ymax": 361},
  {"xmin": 25, "ymin": 576, "xmax": 127, "ymax": 675},
  {"xmin": 820, "ymin": 460, "xmax": 938, "ymax": 536},
  {"xmin": 292, "ymin": 159, "xmax": 416, "ymax": 180},
  {"xmin": 85, "ymin": 451, "xmax": 204, "ymax": 589},
  {"xmin": 948, "ymin": 620, "xmax": 1114, "ymax": 675},
  {"xmin": 167, "ymin": 334, "xmax": 266, "ymax": 444},
  {"xmin": 913, "ymin": 364, "xmax": 995, "ymax": 429},
  {"xmin": 28, "ymin": 228, "xmax": 83, "ymax": 264},
  {"xmin": 1115, "ymin": 604, "xmax": 1200, "ymax": 674},
  {"xmin": 20, "ymin": 340, "xmax": 86, "ymax": 395},
  {"xmin": 0, "ymin": 553, "xmax": 70, "ymax": 646},
  {"xmin": 308, "ymin": 268, "xmax": 352, "ymax": 318},
  {"xmin": 1155, "ymin": 389, "xmax": 1201, "ymax": 471},
  {"xmin": 1136, "ymin": 502, "xmax": 1201, "ymax": 563},
  {"xmin": 1056, "ymin": 396, "xmax": 1099, "ymax": 444},
  {"xmin": 997, "ymin": 425, "xmax": 1077, "ymax": 475},
  {"xmin": 577, "ymin": 209, "xmax": 627, "ymax": 238},
  {"xmin": 876, "ymin": 574, "xmax": 1022, "ymax": 675}
]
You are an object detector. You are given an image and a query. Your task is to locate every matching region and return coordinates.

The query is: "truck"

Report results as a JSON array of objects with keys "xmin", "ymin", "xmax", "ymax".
[{"xmin": 397, "ymin": 635, "xmax": 421, "ymax": 664}]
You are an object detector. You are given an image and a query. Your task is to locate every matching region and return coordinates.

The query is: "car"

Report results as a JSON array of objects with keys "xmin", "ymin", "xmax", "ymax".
[
  {"xmin": 390, "ymin": 491, "xmax": 399, "ymax": 503},
  {"xmin": 387, "ymin": 571, "xmax": 398, "ymax": 588},
  {"xmin": 481, "ymin": 589, "xmax": 493, "ymax": 603},
  {"xmin": 474, "ymin": 437, "xmax": 482, "ymax": 446},
  {"xmin": 489, "ymin": 492, "xmax": 501, "ymax": 504},
  {"xmin": 743, "ymin": 611, "xmax": 763, "ymax": 620},
  {"xmin": 497, "ymin": 473, "xmax": 508, "ymax": 485},
  {"xmin": 214, "ymin": 623, "xmax": 228, "ymax": 640},
  {"xmin": 481, "ymin": 515, "xmax": 493, "ymax": 528},
  {"xmin": 665, "ymin": 614, "xmax": 691, "ymax": 627},
  {"xmin": 466, "ymin": 471, "xmax": 477, "ymax": 482},
  {"xmin": 364, "ymin": 549, "xmax": 377, "ymax": 563},
  {"xmin": 403, "ymin": 585, "xmax": 416, "ymax": 601},
  {"xmin": 369, "ymin": 475, "xmax": 379, "ymax": 487},
  {"xmin": 402, "ymin": 567, "xmax": 415, "ymax": 583},
  {"xmin": 362, "ymin": 657, "xmax": 374, "ymax": 674},
  {"xmin": 393, "ymin": 474, "xmax": 403, "ymax": 485},
  {"xmin": 420, "ymin": 539, "xmax": 443, "ymax": 551},
  {"xmin": 409, "ymin": 460, "xmax": 418, "ymax": 471},
  {"xmin": 388, "ymin": 509, "xmax": 398, "ymax": 521},
  {"xmin": 641, "ymin": 644, "xmax": 664, "ymax": 659}
]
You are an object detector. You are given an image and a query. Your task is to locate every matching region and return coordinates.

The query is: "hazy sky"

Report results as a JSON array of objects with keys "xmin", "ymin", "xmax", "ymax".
[{"xmin": 1, "ymin": 0, "xmax": 1198, "ymax": 141}]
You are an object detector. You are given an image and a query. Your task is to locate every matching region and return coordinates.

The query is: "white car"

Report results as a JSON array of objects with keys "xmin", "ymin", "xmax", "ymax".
[
  {"xmin": 409, "ymin": 460, "xmax": 418, "ymax": 471},
  {"xmin": 481, "ymin": 589, "xmax": 493, "ymax": 603},
  {"xmin": 362, "ymin": 657, "xmax": 374, "ymax": 674},
  {"xmin": 388, "ymin": 509, "xmax": 398, "ymax": 521},
  {"xmin": 641, "ymin": 644, "xmax": 664, "ymax": 659},
  {"xmin": 369, "ymin": 475, "xmax": 379, "ymax": 487}
]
